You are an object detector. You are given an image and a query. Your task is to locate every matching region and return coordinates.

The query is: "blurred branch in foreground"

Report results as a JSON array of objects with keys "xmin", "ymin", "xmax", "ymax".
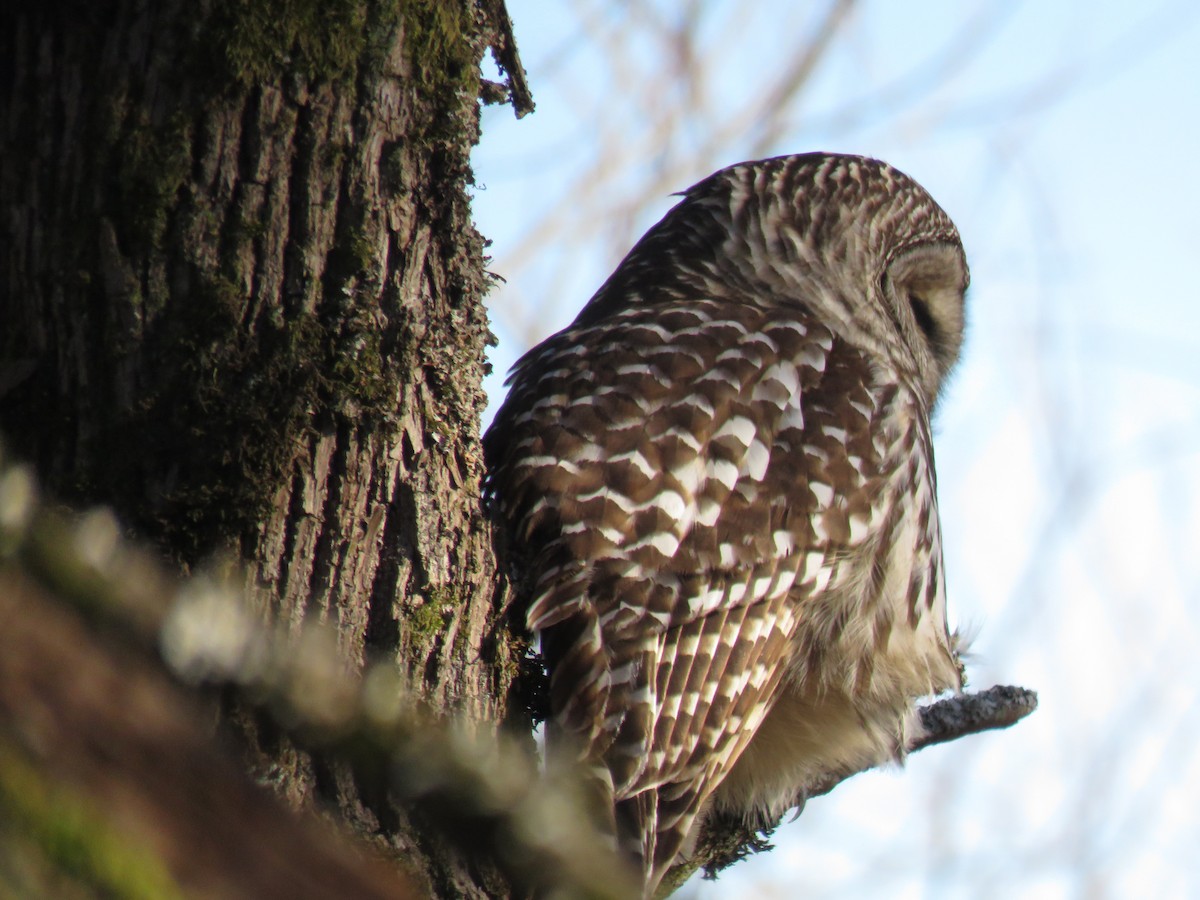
[{"xmin": 0, "ymin": 446, "xmax": 637, "ymax": 900}]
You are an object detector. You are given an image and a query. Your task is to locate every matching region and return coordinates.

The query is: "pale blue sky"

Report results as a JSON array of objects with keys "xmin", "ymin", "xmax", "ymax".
[{"xmin": 473, "ymin": 3, "xmax": 1200, "ymax": 895}]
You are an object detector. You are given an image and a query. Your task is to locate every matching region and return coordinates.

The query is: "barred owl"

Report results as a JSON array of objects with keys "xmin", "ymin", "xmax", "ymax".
[{"xmin": 484, "ymin": 152, "xmax": 968, "ymax": 893}]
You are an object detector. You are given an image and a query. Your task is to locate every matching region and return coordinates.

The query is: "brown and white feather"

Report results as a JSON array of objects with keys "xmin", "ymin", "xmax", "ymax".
[{"xmin": 485, "ymin": 153, "xmax": 970, "ymax": 893}]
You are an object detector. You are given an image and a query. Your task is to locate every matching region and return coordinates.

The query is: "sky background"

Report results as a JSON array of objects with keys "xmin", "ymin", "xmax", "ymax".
[{"xmin": 471, "ymin": 2, "xmax": 1200, "ymax": 896}]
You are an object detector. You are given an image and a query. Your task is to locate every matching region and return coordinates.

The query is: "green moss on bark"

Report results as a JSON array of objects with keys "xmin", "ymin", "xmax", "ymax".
[
  {"xmin": 399, "ymin": 0, "xmax": 476, "ymax": 97},
  {"xmin": 116, "ymin": 111, "xmax": 194, "ymax": 256},
  {"xmin": 408, "ymin": 600, "xmax": 451, "ymax": 643},
  {"xmin": 208, "ymin": 0, "xmax": 371, "ymax": 86}
]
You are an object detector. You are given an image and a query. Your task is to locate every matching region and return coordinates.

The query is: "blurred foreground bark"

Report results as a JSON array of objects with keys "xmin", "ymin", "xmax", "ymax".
[
  {"xmin": 0, "ymin": 461, "xmax": 636, "ymax": 898},
  {"xmin": 0, "ymin": 565, "xmax": 417, "ymax": 900}
]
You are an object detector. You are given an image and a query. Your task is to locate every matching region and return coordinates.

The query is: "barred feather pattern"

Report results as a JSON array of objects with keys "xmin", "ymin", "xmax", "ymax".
[{"xmin": 485, "ymin": 153, "xmax": 970, "ymax": 893}]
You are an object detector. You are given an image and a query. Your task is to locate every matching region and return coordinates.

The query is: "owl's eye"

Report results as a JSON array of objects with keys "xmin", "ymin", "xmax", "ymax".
[{"xmin": 908, "ymin": 292, "xmax": 938, "ymax": 342}]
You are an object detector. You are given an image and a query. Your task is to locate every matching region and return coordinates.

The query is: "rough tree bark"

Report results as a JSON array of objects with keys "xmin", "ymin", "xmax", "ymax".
[{"xmin": 1, "ymin": 0, "xmax": 535, "ymax": 896}]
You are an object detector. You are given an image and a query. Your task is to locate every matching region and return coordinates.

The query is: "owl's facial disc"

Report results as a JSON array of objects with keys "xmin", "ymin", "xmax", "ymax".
[{"xmin": 883, "ymin": 242, "xmax": 968, "ymax": 394}]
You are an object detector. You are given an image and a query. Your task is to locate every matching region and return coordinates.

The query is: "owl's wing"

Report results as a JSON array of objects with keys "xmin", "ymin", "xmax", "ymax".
[{"xmin": 485, "ymin": 296, "xmax": 914, "ymax": 878}]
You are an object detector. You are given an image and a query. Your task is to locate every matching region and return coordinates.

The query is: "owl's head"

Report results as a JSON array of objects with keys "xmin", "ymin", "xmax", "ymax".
[
  {"xmin": 879, "ymin": 238, "xmax": 968, "ymax": 406},
  {"xmin": 718, "ymin": 153, "xmax": 970, "ymax": 407},
  {"xmin": 575, "ymin": 152, "xmax": 970, "ymax": 407}
]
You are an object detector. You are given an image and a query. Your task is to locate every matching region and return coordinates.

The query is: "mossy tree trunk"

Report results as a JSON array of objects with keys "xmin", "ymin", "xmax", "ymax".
[{"xmin": 1, "ymin": 1, "xmax": 529, "ymax": 895}]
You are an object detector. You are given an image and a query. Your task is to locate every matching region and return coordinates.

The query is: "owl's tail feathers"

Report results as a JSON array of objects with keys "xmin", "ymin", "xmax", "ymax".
[
  {"xmin": 615, "ymin": 791, "xmax": 660, "ymax": 896},
  {"xmin": 615, "ymin": 782, "xmax": 709, "ymax": 898}
]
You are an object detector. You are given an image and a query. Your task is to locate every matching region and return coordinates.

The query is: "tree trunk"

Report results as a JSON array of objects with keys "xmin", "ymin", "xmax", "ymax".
[{"xmin": 1, "ymin": 1, "xmax": 530, "ymax": 894}]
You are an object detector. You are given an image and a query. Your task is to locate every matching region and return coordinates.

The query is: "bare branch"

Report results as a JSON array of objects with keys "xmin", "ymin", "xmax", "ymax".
[
  {"xmin": 481, "ymin": 0, "xmax": 535, "ymax": 117},
  {"xmin": 911, "ymin": 684, "xmax": 1039, "ymax": 753}
]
